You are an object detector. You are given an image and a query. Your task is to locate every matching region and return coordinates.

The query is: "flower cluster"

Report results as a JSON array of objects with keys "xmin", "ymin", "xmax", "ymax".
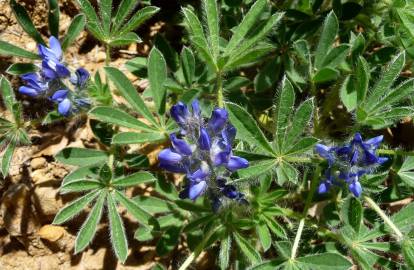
[
  {"xmin": 315, "ymin": 133, "xmax": 387, "ymax": 197},
  {"xmin": 158, "ymin": 100, "xmax": 249, "ymax": 211},
  {"xmin": 18, "ymin": 36, "xmax": 91, "ymax": 116}
]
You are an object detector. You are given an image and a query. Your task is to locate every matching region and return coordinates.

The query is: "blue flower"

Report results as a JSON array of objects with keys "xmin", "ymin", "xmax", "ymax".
[
  {"xmin": 159, "ymin": 100, "xmax": 249, "ymax": 210},
  {"xmin": 70, "ymin": 67, "xmax": 90, "ymax": 88},
  {"xmin": 316, "ymin": 133, "xmax": 387, "ymax": 197},
  {"xmin": 50, "ymin": 90, "xmax": 72, "ymax": 116},
  {"xmin": 19, "ymin": 73, "xmax": 49, "ymax": 97},
  {"xmin": 38, "ymin": 36, "xmax": 70, "ymax": 80}
]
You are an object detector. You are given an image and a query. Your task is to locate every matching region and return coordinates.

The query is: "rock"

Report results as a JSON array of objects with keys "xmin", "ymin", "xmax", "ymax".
[
  {"xmin": 38, "ymin": 225, "xmax": 65, "ymax": 242},
  {"xmin": 31, "ymin": 157, "xmax": 47, "ymax": 170},
  {"xmin": 96, "ymin": 51, "xmax": 106, "ymax": 63},
  {"xmin": 33, "ymin": 186, "xmax": 62, "ymax": 216},
  {"xmin": 1, "ymin": 184, "xmax": 40, "ymax": 236}
]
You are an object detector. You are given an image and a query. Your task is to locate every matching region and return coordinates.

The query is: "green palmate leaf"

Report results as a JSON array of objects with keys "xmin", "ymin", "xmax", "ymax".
[
  {"xmin": 363, "ymin": 107, "xmax": 414, "ymax": 129},
  {"xmin": 282, "ymin": 99, "xmax": 313, "ymax": 150},
  {"xmin": 263, "ymin": 215, "xmax": 287, "ymax": 239},
  {"xmin": 118, "ymin": 6, "xmax": 159, "ymax": 36},
  {"xmin": 233, "ymin": 232, "xmax": 261, "ymax": 264},
  {"xmin": 237, "ymin": 159, "xmax": 275, "ymax": 180},
  {"xmin": 276, "ymin": 161, "xmax": 298, "ymax": 185},
  {"xmin": 112, "ymin": 171, "xmax": 156, "ymax": 187},
  {"xmin": 89, "ymin": 106, "xmax": 154, "ymax": 132},
  {"xmin": 6, "ymin": 63, "xmax": 38, "ymax": 75},
  {"xmin": 183, "ymin": 214, "xmax": 215, "ymax": 233},
  {"xmin": 313, "ymin": 67, "xmax": 339, "ymax": 83},
  {"xmin": 364, "ymin": 52, "xmax": 405, "ymax": 112},
  {"xmin": 391, "ymin": 201, "xmax": 414, "ymax": 233},
  {"xmin": 341, "ymin": 196, "xmax": 362, "ymax": 233},
  {"xmin": 1, "ymin": 139, "xmax": 16, "ymax": 177},
  {"xmin": 104, "ymin": 67, "xmax": 158, "ymax": 126},
  {"xmin": 224, "ymin": 0, "xmax": 267, "ymax": 55},
  {"xmin": 10, "ymin": 0, "xmax": 45, "ymax": 45},
  {"xmin": 371, "ymin": 78, "xmax": 414, "ymax": 113},
  {"xmin": 220, "ymin": 234, "xmax": 231, "ymax": 270},
  {"xmin": 56, "ymin": 147, "xmax": 107, "ymax": 166},
  {"xmin": 181, "ymin": 47, "xmax": 195, "ymax": 86},
  {"xmin": 0, "ymin": 40, "xmax": 40, "ymax": 59},
  {"xmin": 226, "ymin": 102, "xmax": 274, "ymax": 155},
  {"xmin": 257, "ymin": 222, "xmax": 271, "ymax": 251},
  {"xmin": 0, "ymin": 77, "xmax": 17, "ymax": 116},
  {"xmin": 62, "ymin": 14, "xmax": 86, "ymax": 51},
  {"xmin": 247, "ymin": 260, "xmax": 286, "ymax": 270},
  {"xmin": 340, "ymin": 76, "xmax": 357, "ymax": 112},
  {"xmin": 109, "ymin": 32, "xmax": 142, "ymax": 46},
  {"xmin": 403, "ymin": 239, "xmax": 414, "ymax": 268},
  {"xmin": 398, "ymin": 156, "xmax": 414, "ymax": 187},
  {"xmin": 156, "ymin": 226, "xmax": 181, "ymax": 256},
  {"xmin": 100, "ymin": 0, "xmax": 112, "ymax": 35},
  {"xmin": 48, "ymin": 0, "xmax": 60, "ymax": 37},
  {"xmin": 314, "ymin": 11, "xmax": 338, "ymax": 70},
  {"xmin": 203, "ymin": 0, "xmax": 220, "ymax": 59},
  {"xmin": 112, "ymin": 0, "xmax": 137, "ymax": 32},
  {"xmin": 113, "ymin": 190, "xmax": 153, "ymax": 227},
  {"xmin": 53, "ymin": 190, "xmax": 100, "ymax": 224},
  {"xmin": 322, "ymin": 44, "xmax": 350, "ymax": 68},
  {"xmin": 133, "ymin": 196, "xmax": 171, "ymax": 214},
  {"xmin": 224, "ymin": 43, "xmax": 275, "ymax": 71},
  {"xmin": 60, "ymin": 179, "xmax": 103, "ymax": 194},
  {"xmin": 182, "ymin": 7, "xmax": 216, "ymax": 70},
  {"xmin": 62, "ymin": 165, "xmax": 99, "ymax": 185},
  {"xmin": 112, "ymin": 132, "xmax": 166, "ymax": 144},
  {"xmin": 107, "ymin": 192, "xmax": 128, "ymax": 263},
  {"xmin": 148, "ymin": 47, "xmax": 167, "ymax": 114},
  {"xmin": 274, "ymin": 77, "xmax": 295, "ymax": 152},
  {"xmin": 355, "ymin": 56, "xmax": 369, "ymax": 103},
  {"xmin": 284, "ymin": 137, "xmax": 318, "ymax": 156},
  {"xmin": 297, "ymin": 253, "xmax": 352, "ymax": 270},
  {"xmin": 76, "ymin": 0, "xmax": 106, "ymax": 41},
  {"xmin": 75, "ymin": 190, "xmax": 106, "ymax": 253},
  {"xmin": 227, "ymin": 13, "xmax": 283, "ymax": 66}
]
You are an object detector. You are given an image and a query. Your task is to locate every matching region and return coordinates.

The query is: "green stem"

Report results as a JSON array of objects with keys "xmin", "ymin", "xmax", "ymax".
[
  {"xmin": 377, "ymin": 149, "xmax": 414, "ymax": 156},
  {"xmin": 105, "ymin": 44, "xmax": 111, "ymax": 66},
  {"xmin": 364, "ymin": 196, "xmax": 403, "ymax": 241},
  {"xmin": 217, "ymin": 72, "xmax": 224, "ymax": 107},
  {"xmin": 290, "ymin": 166, "xmax": 321, "ymax": 260},
  {"xmin": 179, "ymin": 225, "xmax": 220, "ymax": 270}
]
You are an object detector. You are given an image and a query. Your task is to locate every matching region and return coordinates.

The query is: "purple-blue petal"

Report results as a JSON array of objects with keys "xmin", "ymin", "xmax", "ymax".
[
  {"xmin": 318, "ymin": 182, "xmax": 329, "ymax": 194},
  {"xmin": 209, "ymin": 108, "xmax": 228, "ymax": 132},
  {"xmin": 226, "ymin": 156, "xmax": 249, "ymax": 171},
  {"xmin": 349, "ymin": 181, "xmax": 362, "ymax": 197},
  {"xmin": 158, "ymin": 148, "xmax": 183, "ymax": 164},
  {"xmin": 191, "ymin": 99, "xmax": 200, "ymax": 116},
  {"xmin": 170, "ymin": 102, "xmax": 189, "ymax": 125},
  {"xmin": 19, "ymin": 86, "xmax": 39, "ymax": 97},
  {"xmin": 55, "ymin": 63, "xmax": 70, "ymax": 78},
  {"xmin": 188, "ymin": 180, "xmax": 207, "ymax": 200},
  {"xmin": 198, "ymin": 128, "xmax": 211, "ymax": 150},
  {"xmin": 58, "ymin": 98, "xmax": 72, "ymax": 116},
  {"xmin": 49, "ymin": 36, "xmax": 62, "ymax": 60},
  {"xmin": 170, "ymin": 134, "xmax": 192, "ymax": 155},
  {"xmin": 51, "ymin": 89, "xmax": 69, "ymax": 102}
]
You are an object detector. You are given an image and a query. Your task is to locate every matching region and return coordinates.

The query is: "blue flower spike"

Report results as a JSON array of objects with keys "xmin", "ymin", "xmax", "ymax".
[
  {"xmin": 18, "ymin": 36, "xmax": 91, "ymax": 117},
  {"xmin": 158, "ymin": 100, "xmax": 249, "ymax": 210},
  {"xmin": 315, "ymin": 133, "xmax": 386, "ymax": 197}
]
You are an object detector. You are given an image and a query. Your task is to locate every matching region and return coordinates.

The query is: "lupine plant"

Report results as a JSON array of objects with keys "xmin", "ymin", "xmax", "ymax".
[{"xmin": 1, "ymin": 0, "xmax": 414, "ymax": 269}]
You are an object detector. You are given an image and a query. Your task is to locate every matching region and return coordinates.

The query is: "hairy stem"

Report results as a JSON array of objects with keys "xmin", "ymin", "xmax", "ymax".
[
  {"xmin": 377, "ymin": 149, "xmax": 414, "ymax": 156},
  {"xmin": 179, "ymin": 225, "xmax": 220, "ymax": 270},
  {"xmin": 217, "ymin": 73, "xmax": 224, "ymax": 107},
  {"xmin": 364, "ymin": 196, "xmax": 403, "ymax": 241},
  {"xmin": 105, "ymin": 44, "xmax": 111, "ymax": 66},
  {"xmin": 290, "ymin": 166, "xmax": 321, "ymax": 260}
]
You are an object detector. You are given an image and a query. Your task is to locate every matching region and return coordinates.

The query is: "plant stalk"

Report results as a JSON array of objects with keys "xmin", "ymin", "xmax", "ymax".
[
  {"xmin": 179, "ymin": 225, "xmax": 220, "ymax": 270},
  {"xmin": 217, "ymin": 73, "xmax": 224, "ymax": 107},
  {"xmin": 105, "ymin": 44, "xmax": 111, "ymax": 66},
  {"xmin": 290, "ymin": 166, "xmax": 321, "ymax": 260},
  {"xmin": 364, "ymin": 196, "xmax": 403, "ymax": 241}
]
